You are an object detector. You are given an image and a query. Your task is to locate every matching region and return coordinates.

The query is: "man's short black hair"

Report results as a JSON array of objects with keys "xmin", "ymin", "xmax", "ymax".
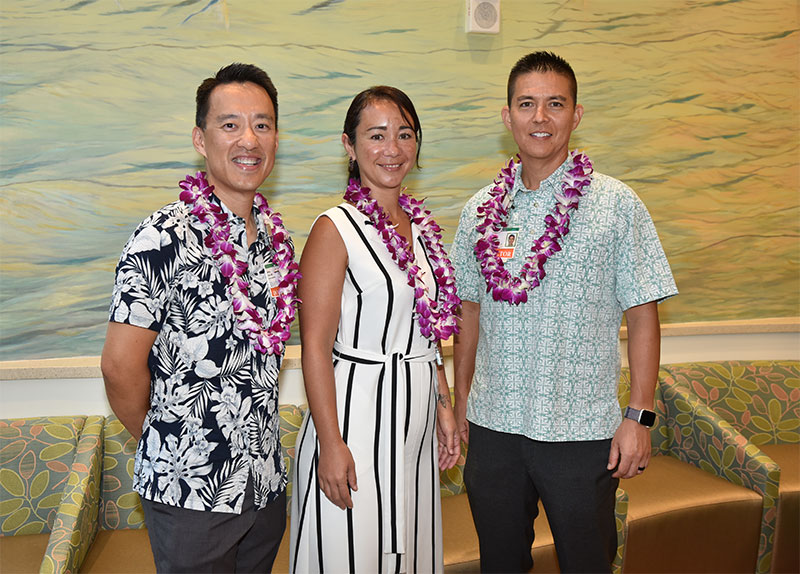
[
  {"xmin": 195, "ymin": 63, "xmax": 278, "ymax": 129},
  {"xmin": 507, "ymin": 51, "xmax": 577, "ymax": 106}
]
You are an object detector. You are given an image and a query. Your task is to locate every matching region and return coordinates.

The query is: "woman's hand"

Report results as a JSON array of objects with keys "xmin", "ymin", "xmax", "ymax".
[
  {"xmin": 317, "ymin": 439, "xmax": 358, "ymax": 510},
  {"xmin": 436, "ymin": 403, "xmax": 460, "ymax": 471}
]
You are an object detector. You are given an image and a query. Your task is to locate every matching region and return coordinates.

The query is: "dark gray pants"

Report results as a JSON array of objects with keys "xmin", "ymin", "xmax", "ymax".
[
  {"xmin": 464, "ymin": 423, "xmax": 618, "ymax": 573},
  {"xmin": 141, "ymin": 478, "xmax": 286, "ymax": 573}
]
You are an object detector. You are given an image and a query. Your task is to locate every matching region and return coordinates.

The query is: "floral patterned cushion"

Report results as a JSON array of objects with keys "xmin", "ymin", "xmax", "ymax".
[
  {"xmin": 41, "ymin": 415, "xmax": 103, "ymax": 574},
  {"xmin": 663, "ymin": 360, "xmax": 800, "ymax": 446},
  {"xmin": 659, "ymin": 361, "xmax": 798, "ymax": 574},
  {"xmin": 99, "ymin": 416, "xmax": 144, "ymax": 530},
  {"xmin": 279, "ymin": 404, "xmax": 305, "ymax": 510},
  {"xmin": 0, "ymin": 416, "xmax": 86, "ymax": 536}
]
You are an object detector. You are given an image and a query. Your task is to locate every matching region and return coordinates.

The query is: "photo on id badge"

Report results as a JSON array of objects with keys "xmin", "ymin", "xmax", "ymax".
[
  {"xmin": 265, "ymin": 263, "xmax": 281, "ymax": 297},
  {"xmin": 497, "ymin": 227, "xmax": 518, "ymax": 261}
]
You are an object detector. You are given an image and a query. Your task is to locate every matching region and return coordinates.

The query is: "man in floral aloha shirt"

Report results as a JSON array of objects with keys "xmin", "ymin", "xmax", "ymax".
[{"xmin": 102, "ymin": 63, "xmax": 293, "ymax": 572}]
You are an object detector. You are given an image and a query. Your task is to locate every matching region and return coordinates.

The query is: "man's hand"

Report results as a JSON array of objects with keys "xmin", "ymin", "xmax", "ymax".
[
  {"xmin": 317, "ymin": 440, "xmax": 358, "ymax": 510},
  {"xmin": 453, "ymin": 398, "xmax": 469, "ymax": 445},
  {"xmin": 607, "ymin": 419, "xmax": 651, "ymax": 478}
]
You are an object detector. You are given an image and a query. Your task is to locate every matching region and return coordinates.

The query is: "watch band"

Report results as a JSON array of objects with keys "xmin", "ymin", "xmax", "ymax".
[{"xmin": 624, "ymin": 406, "xmax": 656, "ymax": 428}]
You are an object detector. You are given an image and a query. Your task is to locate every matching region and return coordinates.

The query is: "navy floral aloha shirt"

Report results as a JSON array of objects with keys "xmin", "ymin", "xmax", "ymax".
[{"xmin": 109, "ymin": 192, "xmax": 288, "ymax": 513}]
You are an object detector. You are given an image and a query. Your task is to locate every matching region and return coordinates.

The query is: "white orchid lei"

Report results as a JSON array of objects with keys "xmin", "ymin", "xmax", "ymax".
[
  {"xmin": 475, "ymin": 151, "xmax": 593, "ymax": 305},
  {"xmin": 179, "ymin": 172, "xmax": 301, "ymax": 355},
  {"xmin": 344, "ymin": 179, "xmax": 460, "ymax": 341}
]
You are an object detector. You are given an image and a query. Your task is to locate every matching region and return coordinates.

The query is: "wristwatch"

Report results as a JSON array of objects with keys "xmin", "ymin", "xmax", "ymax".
[{"xmin": 624, "ymin": 406, "xmax": 656, "ymax": 428}]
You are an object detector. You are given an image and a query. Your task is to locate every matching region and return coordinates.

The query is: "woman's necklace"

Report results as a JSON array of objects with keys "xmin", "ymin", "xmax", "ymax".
[
  {"xmin": 179, "ymin": 172, "xmax": 301, "ymax": 355},
  {"xmin": 475, "ymin": 151, "xmax": 593, "ymax": 305},
  {"xmin": 343, "ymin": 179, "xmax": 461, "ymax": 341}
]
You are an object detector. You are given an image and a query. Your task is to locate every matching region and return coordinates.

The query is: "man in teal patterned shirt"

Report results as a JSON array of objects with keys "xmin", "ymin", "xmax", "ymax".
[{"xmin": 452, "ymin": 51, "xmax": 678, "ymax": 572}]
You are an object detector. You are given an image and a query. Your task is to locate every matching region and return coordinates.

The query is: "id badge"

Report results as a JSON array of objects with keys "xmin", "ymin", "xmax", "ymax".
[
  {"xmin": 264, "ymin": 263, "xmax": 281, "ymax": 298},
  {"xmin": 496, "ymin": 227, "xmax": 519, "ymax": 261}
]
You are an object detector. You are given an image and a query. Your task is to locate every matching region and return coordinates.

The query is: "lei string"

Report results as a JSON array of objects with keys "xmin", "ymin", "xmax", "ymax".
[
  {"xmin": 343, "ymin": 179, "xmax": 461, "ymax": 341},
  {"xmin": 179, "ymin": 172, "xmax": 301, "ymax": 355},
  {"xmin": 475, "ymin": 150, "xmax": 593, "ymax": 305}
]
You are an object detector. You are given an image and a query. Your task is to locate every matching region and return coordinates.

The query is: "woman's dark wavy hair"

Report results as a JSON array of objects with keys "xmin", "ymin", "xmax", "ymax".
[{"xmin": 342, "ymin": 86, "xmax": 422, "ymax": 182}]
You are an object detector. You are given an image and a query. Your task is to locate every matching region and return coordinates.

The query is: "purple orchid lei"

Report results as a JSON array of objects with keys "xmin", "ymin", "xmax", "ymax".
[
  {"xmin": 475, "ymin": 150, "xmax": 593, "ymax": 305},
  {"xmin": 179, "ymin": 172, "xmax": 301, "ymax": 355},
  {"xmin": 344, "ymin": 179, "xmax": 461, "ymax": 341}
]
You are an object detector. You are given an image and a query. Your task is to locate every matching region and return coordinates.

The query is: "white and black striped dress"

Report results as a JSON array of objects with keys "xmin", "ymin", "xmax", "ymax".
[{"xmin": 290, "ymin": 203, "xmax": 444, "ymax": 574}]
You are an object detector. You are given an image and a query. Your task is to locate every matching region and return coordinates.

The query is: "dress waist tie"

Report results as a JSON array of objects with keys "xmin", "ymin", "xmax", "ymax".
[{"xmin": 332, "ymin": 341, "xmax": 436, "ymax": 569}]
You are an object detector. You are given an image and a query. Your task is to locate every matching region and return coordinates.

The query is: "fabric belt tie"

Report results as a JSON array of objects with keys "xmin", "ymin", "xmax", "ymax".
[{"xmin": 332, "ymin": 341, "xmax": 436, "ymax": 567}]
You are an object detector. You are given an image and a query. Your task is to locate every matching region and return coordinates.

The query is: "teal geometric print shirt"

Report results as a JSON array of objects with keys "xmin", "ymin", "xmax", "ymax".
[{"xmin": 452, "ymin": 158, "xmax": 678, "ymax": 441}]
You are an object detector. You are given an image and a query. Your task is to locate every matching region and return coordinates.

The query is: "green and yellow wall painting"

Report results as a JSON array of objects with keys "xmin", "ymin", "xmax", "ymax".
[{"xmin": 1, "ymin": 0, "xmax": 798, "ymax": 359}]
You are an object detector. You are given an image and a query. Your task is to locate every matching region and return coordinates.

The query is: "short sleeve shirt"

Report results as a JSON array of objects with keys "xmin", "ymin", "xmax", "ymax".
[
  {"xmin": 452, "ymin": 158, "xmax": 678, "ymax": 441},
  {"xmin": 109, "ymin": 193, "xmax": 287, "ymax": 513}
]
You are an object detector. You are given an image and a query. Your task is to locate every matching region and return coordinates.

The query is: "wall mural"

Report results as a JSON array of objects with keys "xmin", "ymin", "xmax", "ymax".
[{"xmin": 1, "ymin": 0, "xmax": 798, "ymax": 360}]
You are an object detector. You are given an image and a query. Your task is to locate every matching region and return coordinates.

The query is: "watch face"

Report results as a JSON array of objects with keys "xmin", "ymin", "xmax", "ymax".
[{"xmin": 639, "ymin": 409, "xmax": 656, "ymax": 427}]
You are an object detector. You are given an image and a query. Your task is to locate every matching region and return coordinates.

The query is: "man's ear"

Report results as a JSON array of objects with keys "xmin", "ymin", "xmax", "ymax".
[
  {"xmin": 501, "ymin": 106, "xmax": 511, "ymax": 130},
  {"xmin": 192, "ymin": 126, "xmax": 207, "ymax": 158},
  {"xmin": 572, "ymin": 104, "xmax": 584, "ymax": 130}
]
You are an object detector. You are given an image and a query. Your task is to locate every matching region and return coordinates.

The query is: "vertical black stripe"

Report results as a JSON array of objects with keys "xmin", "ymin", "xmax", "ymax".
[
  {"xmin": 345, "ymin": 266, "xmax": 364, "ymax": 348},
  {"xmin": 413, "ymin": 362, "xmax": 435, "ymax": 574},
  {"xmin": 346, "ymin": 508, "xmax": 355, "ymax": 572},
  {"xmin": 416, "ymin": 234, "xmax": 439, "ymax": 353},
  {"xmin": 313, "ymin": 445, "xmax": 324, "ymax": 573},
  {"xmin": 404, "ymin": 237, "xmax": 418, "ymax": 354},
  {"xmin": 404, "ymin": 361, "xmax": 412, "ymax": 439},
  {"xmin": 374, "ymin": 365, "xmax": 386, "ymax": 574},
  {"xmin": 342, "ymin": 364, "xmax": 356, "ymax": 573},
  {"xmin": 416, "ymin": 234, "xmax": 440, "ymax": 301},
  {"xmin": 389, "ymin": 354, "xmax": 399, "ymax": 552},
  {"xmin": 429, "ymin": 361, "xmax": 438, "ymax": 568},
  {"xmin": 404, "ymin": 305, "xmax": 415, "ymax": 355},
  {"xmin": 337, "ymin": 205, "xmax": 394, "ymax": 354},
  {"xmin": 292, "ymin": 416, "xmax": 315, "ymax": 573},
  {"xmin": 342, "ymin": 364, "xmax": 356, "ymax": 442}
]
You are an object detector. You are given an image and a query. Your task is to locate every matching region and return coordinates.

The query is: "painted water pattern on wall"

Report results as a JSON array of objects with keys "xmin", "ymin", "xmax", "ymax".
[{"xmin": 1, "ymin": 0, "xmax": 798, "ymax": 360}]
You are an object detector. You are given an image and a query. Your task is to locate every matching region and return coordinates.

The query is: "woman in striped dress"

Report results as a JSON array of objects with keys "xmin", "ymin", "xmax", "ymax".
[{"xmin": 290, "ymin": 86, "xmax": 461, "ymax": 574}]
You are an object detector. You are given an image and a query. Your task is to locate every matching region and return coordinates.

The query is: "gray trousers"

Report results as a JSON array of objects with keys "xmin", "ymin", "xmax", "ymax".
[
  {"xmin": 464, "ymin": 422, "xmax": 618, "ymax": 573},
  {"xmin": 141, "ymin": 478, "xmax": 286, "ymax": 573}
]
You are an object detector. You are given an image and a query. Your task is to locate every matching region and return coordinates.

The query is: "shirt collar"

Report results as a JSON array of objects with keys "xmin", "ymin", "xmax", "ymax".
[
  {"xmin": 209, "ymin": 191, "xmax": 269, "ymax": 241},
  {"xmin": 511, "ymin": 156, "xmax": 572, "ymax": 202}
]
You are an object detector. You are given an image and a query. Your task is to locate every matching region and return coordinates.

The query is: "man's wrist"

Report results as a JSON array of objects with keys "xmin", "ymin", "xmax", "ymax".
[{"xmin": 624, "ymin": 406, "xmax": 656, "ymax": 428}]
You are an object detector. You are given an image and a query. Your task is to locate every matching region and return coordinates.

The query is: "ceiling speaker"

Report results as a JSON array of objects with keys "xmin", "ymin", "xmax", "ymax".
[{"xmin": 466, "ymin": 0, "xmax": 500, "ymax": 34}]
